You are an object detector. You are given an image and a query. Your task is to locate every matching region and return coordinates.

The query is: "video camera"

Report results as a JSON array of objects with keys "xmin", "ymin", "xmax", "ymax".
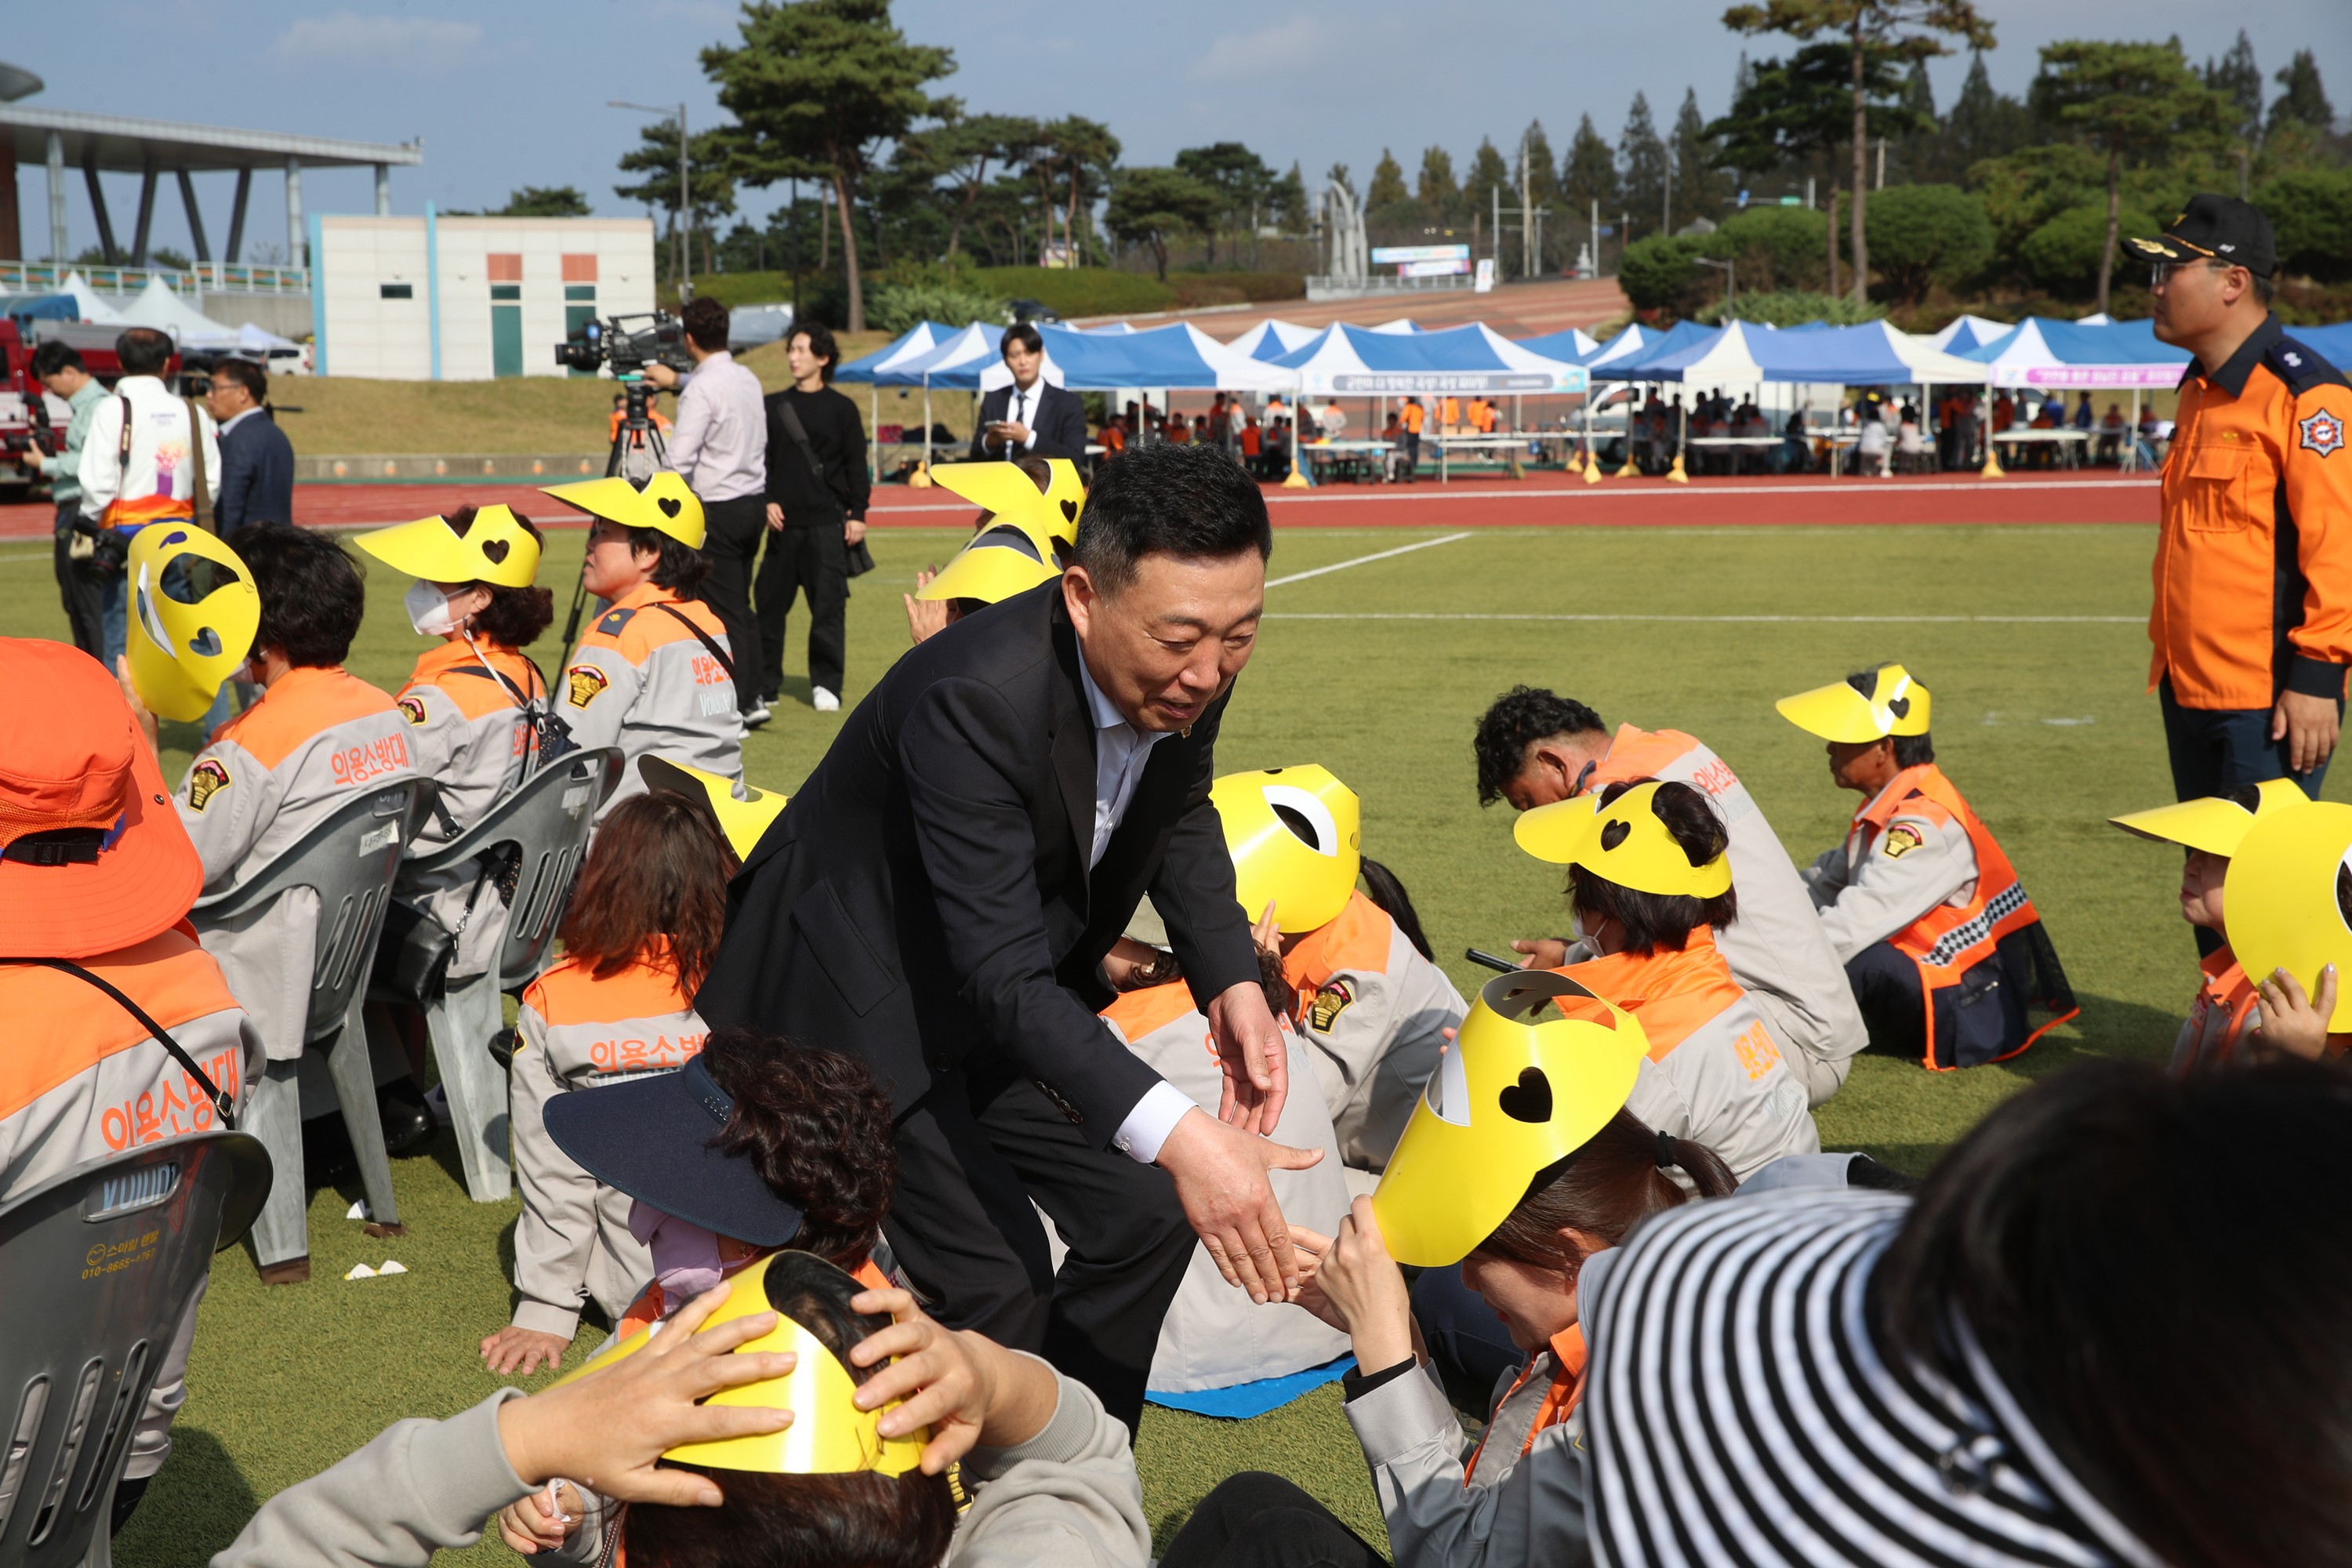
[{"xmin": 554, "ymin": 310, "xmax": 692, "ymax": 377}]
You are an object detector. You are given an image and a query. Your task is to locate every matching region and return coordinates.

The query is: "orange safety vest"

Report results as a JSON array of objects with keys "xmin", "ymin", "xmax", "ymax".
[
  {"xmin": 1441, "ymin": 397, "xmax": 1461, "ymax": 427},
  {"xmin": 2187, "ymin": 945, "xmax": 2261, "ymax": 1068},
  {"xmin": 1401, "ymin": 402, "xmax": 1426, "ymax": 434},
  {"xmin": 1853, "ymin": 764, "xmax": 2077, "ymax": 1069},
  {"xmin": 1463, "ymin": 1323, "xmax": 1585, "ymax": 1484}
]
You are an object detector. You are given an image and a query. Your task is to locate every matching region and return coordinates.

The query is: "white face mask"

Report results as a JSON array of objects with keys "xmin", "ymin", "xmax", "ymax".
[{"xmin": 405, "ymin": 579, "xmax": 459, "ymax": 637}]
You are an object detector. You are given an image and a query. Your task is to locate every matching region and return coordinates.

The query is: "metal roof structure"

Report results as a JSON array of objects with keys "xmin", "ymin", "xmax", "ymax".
[{"xmin": 0, "ymin": 93, "xmax": 421, "ymax": 271}]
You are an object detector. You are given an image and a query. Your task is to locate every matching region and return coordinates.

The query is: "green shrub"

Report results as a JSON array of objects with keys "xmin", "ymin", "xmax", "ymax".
[
  {"xmin": 1707, "ymin": 205, "xmax": 1831, "ymax": 294},
  {"xmin": 971, "ymin": 267, "xmax": 1177, "ymax": 317},
  {"xmin": 863, "ymin": 281, "xmax": 1007, "ymax": 334},
  {"xmin": 1864, "ymin": 184, "xmax": 1994, "ymax": 303},
  {"xmin": 1619, "ymin": 234, "xmax": 1710, "ymax": 313},
  {"xmin": 2018, "ymin": 203, "xmax": 2158, "ymax": 295},
  {"xmin": 1700, "ymin": 290, "xmax": 1886, "ymax": 326},
  {"xmin": 2259, "ymin": 169, "xmax": 2352, "ymax": 285}
]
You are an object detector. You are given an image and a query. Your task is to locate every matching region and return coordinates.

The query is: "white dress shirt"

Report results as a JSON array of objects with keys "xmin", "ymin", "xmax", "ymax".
[
  {"xmin": 666, "ymin": 350, "xmax": 767, "ymax": 502},
  {"xmin": 1003, "ymin": 379, "xmax": 1044, "ymax": 452},
  {"xmin": 217, "ymin": 406, "xmax": 263, "ymax": 441},
  {"xmin": 1076, "ymin": 651, "xmax": 1201, "ymax": 1163}
]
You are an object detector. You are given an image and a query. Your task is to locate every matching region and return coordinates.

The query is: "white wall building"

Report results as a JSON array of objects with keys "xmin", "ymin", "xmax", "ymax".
[{"xmin": 310, "ymin": 209, "xmax": 654, "ymax": 379}]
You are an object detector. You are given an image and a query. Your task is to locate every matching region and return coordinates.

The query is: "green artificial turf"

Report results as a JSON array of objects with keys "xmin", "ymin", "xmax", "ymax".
[{"xmin": 2, "ymin": 516, "xmax": 2319, "ymax": 1560}]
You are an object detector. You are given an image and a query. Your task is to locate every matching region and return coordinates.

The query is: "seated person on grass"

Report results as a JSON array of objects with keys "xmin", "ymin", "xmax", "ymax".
[{"xmin": 1777, "ymin": 663, "xmax": 2076, "ymax": 1071}]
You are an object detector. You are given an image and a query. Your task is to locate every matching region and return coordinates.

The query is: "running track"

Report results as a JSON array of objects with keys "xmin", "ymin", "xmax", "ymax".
[{"xmin": 0, "ymin": 471, "xmax": 2156, "ymax": 540}]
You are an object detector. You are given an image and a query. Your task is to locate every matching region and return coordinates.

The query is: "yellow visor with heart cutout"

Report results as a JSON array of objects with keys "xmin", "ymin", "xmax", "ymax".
[
  {"xmin": 2221, "ymin": 800, "xmax": 2352, "ymax": 1031},
  {"xmin": 125, "ymin": 524, "xmax": 261, "ymax": 723},
  {"xmin": 1210, "ymin": 764, "xmax": 1362, "ymax": 934},
  {"xmin": 1040, "ymin": 458, "xmax": 1085, "ymax": 544},
  {"xmin": 354, "ymin": 506, "xmax": 542, "ymax": 587},
  {"xmin": 1777, "ymin": 662, "xmax": 1931, "ymax": 742},
  {"xmin": 542, "ymin": 470, "xmax": 706, "ymax": 548},
  {"xmin": 553, "ymin": 1250, "xmax": 927, "ymax": 1475},
  {"xmin": 638, "ymin": 756, "xmax": 787, "ymax": 862},
  {"xmin": 2109, "ymin": 778, "xmax": 2310, "ymax": 858},
  {"xmin": 915, "ymin": 524, "xmax": 1061, "ymax": 605},
  {"xmin": 1514, "ymin": 779, "xmax": 1731, "ymax": 898},
  {"xmin": 1371, "ymin": 970, "xmax": 1649, "ymax": 1267}
]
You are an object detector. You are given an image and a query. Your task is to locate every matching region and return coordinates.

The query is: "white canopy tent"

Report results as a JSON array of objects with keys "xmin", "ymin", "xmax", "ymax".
[
  {"xmin": 116, "ymin": 276, "xmax": 244, "ymax": 350},
  {"xmin": 56, "ymin": 270, "xmax": 127, "ymax": 325}
]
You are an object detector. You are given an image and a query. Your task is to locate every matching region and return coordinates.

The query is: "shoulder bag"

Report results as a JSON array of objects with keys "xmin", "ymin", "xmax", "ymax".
[{"xmin": 777, "ymin": 398, "xmax": 876, "ymax": 578}]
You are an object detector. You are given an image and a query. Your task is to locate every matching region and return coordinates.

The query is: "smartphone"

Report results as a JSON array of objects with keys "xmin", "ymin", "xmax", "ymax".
[{"xmin": 1465, "ymin": 947, "xmax": 1521, "ymax": 974}]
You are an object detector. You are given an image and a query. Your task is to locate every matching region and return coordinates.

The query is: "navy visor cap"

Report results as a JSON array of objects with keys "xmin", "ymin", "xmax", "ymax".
[{"xmin": 543, "ymin": 1054, "xmax": 807, "ymax": 1248}]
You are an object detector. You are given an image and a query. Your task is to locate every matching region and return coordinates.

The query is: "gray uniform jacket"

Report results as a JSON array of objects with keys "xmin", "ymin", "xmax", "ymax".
[
  {"xmin": 176, "ymin": 666, "xmax": 416, "ymax": 1060},
  {"xmin": 1799, "ymin": 778, "xmax": 1979, "ymax": 964},
  {"xmin": 1617, "ymin": 978, "xmax": 1821, "ymax": 1184},
  {"xmin": 392, "ymin": 641, "xmax": 542, "ymax": 979},
  {"xmin": 1592, "ymin": 727, "xmax": 1867, "ymax": 1104},
  {"xmin": 555, "ymin": 585, "xmax": 741, "ymax": 822}
]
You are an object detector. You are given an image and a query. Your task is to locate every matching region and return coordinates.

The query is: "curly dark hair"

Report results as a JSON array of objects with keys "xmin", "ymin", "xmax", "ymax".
[
  {"xmin": 441, "ymin": 504, "xmax": 554, "ymax": 648},
  {"xmin": 628, "ymin": 526, "xmax": 711, "ymax": 593},
  {"xmin": 1473, "ymin": 685, "xmax": 1606, "ymax": 805},
  {"xmin": 234, "ymin": 520, "xmax": 366, "ymax": 667},
  {"xmin": 1567, "ymin": 778, "xmax": 1737, "ymax": 956},
  {"xmin": 700, "ymin": 1029, "xmax": 898, "ymax": 1270}
]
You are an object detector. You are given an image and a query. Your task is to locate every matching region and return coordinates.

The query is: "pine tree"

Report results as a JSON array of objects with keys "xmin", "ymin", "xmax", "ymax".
[
  {"xmin": 2205, "ymin": 30, "xmax": 2263, "ymax": 143},
  {"xmin": 1620, "ymin": 93, "xmax": 1671, "ymax": 241},
  {"xmin": 1562, "ymin": 112, "xmax": 1621, "ymax": 224},
  {"xmin": 1417, "ymin": 145, "xmax": 1462, "ymax": 220},
  {"xmin": 1671, "ymin": 88, "xmax": 1731, "ymax": 225},
  {"xmin": 1945, "ymin": 50, "xmax": 2030, "ymax": 171},
  {"xmin": 1272, "ymin": 162, "xmax": 1310, "ymax": 233},
  {"xmin": 1367, "ymin": 148, "xmax": 1410, "ymax": 209},
  {"xmin": 1519, "ymin": 121, "xmax": 1563, "ymax": 209},
  {"xmin": 1466, "ymin": 138, "xmax": 1512, "ymax": 212},
  {"xmin": 2269, "ymin": 49, "xmax": 2336, "ymax": 134},
  {"xmin": 1894, "ymin": 56, "xmax": 1939, "ymax": 180}
]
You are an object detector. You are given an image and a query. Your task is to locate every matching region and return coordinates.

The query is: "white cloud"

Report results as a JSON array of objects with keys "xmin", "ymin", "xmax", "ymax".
[
  {"xmin": 272, "ymin": 12, "xmax": 484, "ymax": 70},
  {"xmin": 1191, "ymin": 17, "xmax": 1325, "ymax": 81}
]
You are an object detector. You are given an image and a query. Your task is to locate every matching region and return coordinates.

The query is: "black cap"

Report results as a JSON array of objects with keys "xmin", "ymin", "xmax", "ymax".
[
  {"xmin": 543, "ymin": 1054, "xmax": 807, "ymax": 1247},
  {"xmin": 2125, "ymin": 194, "xmax": 2276, "ymax": 278}
]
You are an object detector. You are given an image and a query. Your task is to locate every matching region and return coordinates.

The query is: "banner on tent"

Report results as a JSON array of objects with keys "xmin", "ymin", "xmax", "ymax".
[
  {"xmin": 2020, "ymin": 365, "xmax": 2184, "ymax": 387},
  {"xmin": 1330, "ymin": 371, "xmax": 1563, "ymax": 393}
]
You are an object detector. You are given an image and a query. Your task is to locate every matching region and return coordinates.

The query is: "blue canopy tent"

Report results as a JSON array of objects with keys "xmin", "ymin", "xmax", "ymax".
[
  {"xmin": 1591, "ymin": 319, "xmax": 1722, "ymax": 379},
  {"xmin": 0, "ymin": 293, "xmax": 80, "ymax": 323},
  {"xmin": 833, "ymin": 321, "xmax": 953, "ymax": 383},
  {"xmin": 836, "ymin": 321, "xmax": 1007, "ymax": 480},
  {"xmin": 1517, "ymin": 326, "xmax": 1602, "ymax": 364},
  {"xmin": 957, "ymin": 321, "xmax": 1294, "ymax": 394},
  {"xmin": 2290, "ymin": 321, "xmax": 2352, "ymax": 368}
]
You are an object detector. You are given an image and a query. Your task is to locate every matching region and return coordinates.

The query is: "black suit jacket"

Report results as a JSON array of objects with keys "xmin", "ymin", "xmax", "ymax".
[
  {"xmin": 697, "ymin": 581, "xmax": 1259, "ymax": 1138},
  {"xmin": 971, "ymin": 379, "xmax": 1088, "ymax": 463},
  {"xmin": 216, "ymin": 412, "xmax": 296, "ymax": 533}
]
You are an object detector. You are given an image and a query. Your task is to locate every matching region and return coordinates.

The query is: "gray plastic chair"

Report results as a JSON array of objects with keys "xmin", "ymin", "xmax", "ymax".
[
  {"xmin": 386, "ymin": 747, "xmax": 620, "ymax": 1203},
  {"xmin": 0, "ymin": 1130, "xmax": 270, "ymax": 1568},
  {"xmin": 191, "ymin": 779, "xmax": 423, "ymax": 1263}
]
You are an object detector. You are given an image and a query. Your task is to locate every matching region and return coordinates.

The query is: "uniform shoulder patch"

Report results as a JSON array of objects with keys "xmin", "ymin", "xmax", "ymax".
[
  {"xmin": 2300, "ymin": 408, "xmax": 2346, "ymax": 459},
  {"xmin": 1880, "ymin": 822, "xmax": 1926, "ymax": 858},
  {"xmin": 2268, "ymin": 336, "xmax": 2352, "ymax": 397},
  {"xmin": 1308, "ymin": 977, "xmax": 1356, "ymax": 1033},
  {"xmin": 187, "ymin": 758, "xmax": 231, "ymax": 812},
  {"xmin": 397, "ymin": 693, "xmax": 428, "ymax": 725},
  {"xmin": 597, "ymin": 606, "xmax": 639, "ymax": 635},
  {"xmin": 565, "ymin": 664, "xmax": 611, "ymax": 710}
]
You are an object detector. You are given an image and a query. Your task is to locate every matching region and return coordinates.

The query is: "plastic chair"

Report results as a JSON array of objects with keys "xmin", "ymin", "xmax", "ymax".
[
  {"xmin": 191, "ymin": 780, "xmax": 423, "ymax": 1264},
  {"xmin": 0, "ymin": 1130, "xmax": 270, "ymax": 1567},
  {"xmin": 386, "ymin": 747, "xmax": 621, "ymax": 1203}
]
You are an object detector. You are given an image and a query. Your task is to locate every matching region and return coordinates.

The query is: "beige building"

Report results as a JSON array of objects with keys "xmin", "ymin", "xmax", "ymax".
[{"xmin": 312, "ymin": 210, "xmax": 655, "ymax": 380}]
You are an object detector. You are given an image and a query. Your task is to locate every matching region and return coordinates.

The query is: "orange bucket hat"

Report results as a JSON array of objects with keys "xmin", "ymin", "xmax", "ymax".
[{"xmin": 0, "ymin": 638, "xmax": 204, "ymax": 957}]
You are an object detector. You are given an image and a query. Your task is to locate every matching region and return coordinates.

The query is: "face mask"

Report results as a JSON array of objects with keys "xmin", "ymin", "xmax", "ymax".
[
  {"xmin": 627, "ymin": 1200, "xmax": 727, "ymax": 1307},
  {"xmin": 404, "ymin": 579, "xmax": 459, "ymax": 637}
]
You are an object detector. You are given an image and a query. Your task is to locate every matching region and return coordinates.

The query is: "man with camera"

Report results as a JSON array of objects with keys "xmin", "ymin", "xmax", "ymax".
[
  {"xmin": 21, "ymin": 340, "xmax": 107, "ymax": 657},
  {"xmin": 643, "ymin": 297, "xmax": 770, "ymax": 727}
]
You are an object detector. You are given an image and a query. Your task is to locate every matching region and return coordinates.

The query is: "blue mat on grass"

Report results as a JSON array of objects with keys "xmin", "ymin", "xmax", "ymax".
[{"xmin": 1146, "ymin": 1354, "xmax": 1357, "ymax": 1420}]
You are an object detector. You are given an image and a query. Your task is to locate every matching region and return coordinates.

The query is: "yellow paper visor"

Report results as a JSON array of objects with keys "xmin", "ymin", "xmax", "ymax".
[
  {"xmin": 1210, "ymin": 764, "xmax": 1362, "ymax": 934},
  {"xmin": 931, "ymin": 460, "xmax": 1054, "ymax": 522},
  {"xmin": 2220, "ymin": 801, "xmax": 2352, "ymax": 1031},
  {"xmin": 916, "ymin": 529, "xmax": 1061, "ymax": 605},
  {"xmin": 2109, "ymin": 780, "xmax": 2310, "ymax": 858},
  {"xmin": 554, "ymin": 1252, "xmax": 927, "ymax": 1475},
  {"xmin": 1514, "ymin": 782, "xmax": 1731, "ymax": 898},
  {"xmin": 125, "ymin": 525, "xmax": 260, "ymax": 724},
  {"xmin": 542, "ymin": 472, "xmax": 706, "ymax": 548},
  {"xmin": 353, "ymin": 506, "xmax": 542, "ymax": 587},
  {"xmin": 1776, "ymin": 665, "xmax": 1930, "ymax": 742},
  {"xmin": 638, "ymin": 756, "xmax": 787, "ymax": 862}
]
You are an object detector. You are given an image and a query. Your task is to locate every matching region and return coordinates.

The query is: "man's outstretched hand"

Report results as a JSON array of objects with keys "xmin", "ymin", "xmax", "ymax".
[
  {"xmin": 1156, "ymin": 1107, "xmax": 1321, "ymax": 1305},
  {"xmin": 1206, "ymin": 976, "xmax": 1288, "ymax": 1134}
]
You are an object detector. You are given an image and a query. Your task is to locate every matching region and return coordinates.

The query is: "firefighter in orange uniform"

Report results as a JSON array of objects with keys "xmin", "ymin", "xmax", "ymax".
[
  {"xmin": 0, "ymin": 638, "xmax": 267, "ymax": 1530},
  {"xmin": 2136, "ymin": 195, "xmax": 2352, "ymax": 826},
  {"xmin": 1779, "ymin": 664, "xmax": 2076, "ymax": 1069},
  {"xmin": 1397, "ymin": 397, "xmax": 1425, "ymax": 482}
]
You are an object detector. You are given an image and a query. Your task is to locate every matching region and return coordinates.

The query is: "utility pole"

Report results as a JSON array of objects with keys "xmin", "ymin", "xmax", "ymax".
[
  {"xmin": 1591, "ymin": 198, "xmax": 1600, "ymax": 275},
  {"xmin": 1875, "ymin": 136, "xmax": 1885, "ymax": 192},
  {"xmin": 677, "ymin": 101, "xmax": 691, "ymax": 299},
  {"xmin": 1519, "ymin": 130, "xmax": 1532, "ymax": 281},
  {"xmin": 1493, "ymin": 182, "xmax": 1502, "ymax": 278}
]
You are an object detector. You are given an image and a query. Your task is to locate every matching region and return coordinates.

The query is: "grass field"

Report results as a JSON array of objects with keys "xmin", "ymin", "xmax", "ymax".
[{"xmin": 2, "ymin": 515, "xmax": 2318, "ymax": 1562}]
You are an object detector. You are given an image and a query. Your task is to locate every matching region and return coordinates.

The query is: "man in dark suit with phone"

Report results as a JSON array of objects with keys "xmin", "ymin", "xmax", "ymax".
[
  {"xmin": 972, "ymin": 321, "xmax": 1088, "ymax": 463},
  {"xmin": 697, "ymin": 443, "xmax": 1313, "ymax": 1432}
]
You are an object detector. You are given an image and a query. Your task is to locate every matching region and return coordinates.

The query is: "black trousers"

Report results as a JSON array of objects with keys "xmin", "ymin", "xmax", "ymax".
[
  {"xmin": 1846, "ymin": 942, "xmax": 1928, "ymax": 1062},
  {"xmin": 2160, "ymin": 675, "xmax": 2335, "ymax": 954},
  {"xmin": 1160, "ymin": 1472, "xmax": 1390, "ymax": 1568},
  {"xmin": 698, "ymin": 494, "xmax": 769, "ymax": 715},
  {"xmin": 754, "ymin": 521, "xmax": 847, "ymax": 701},
  {"xmin": 882, "ymin": 1054, "xmax": 1196, "ymax": 1435},
  {"xmin": 52, "ymin": 501, "xmax": 105, "ymax": 658}
]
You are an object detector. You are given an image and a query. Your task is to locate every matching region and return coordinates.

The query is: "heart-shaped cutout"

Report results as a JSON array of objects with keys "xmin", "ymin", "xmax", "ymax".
[
  {"xmin": 1060, "ymin": 499, "xmax": 1078, "ymax": 522},
  {"xmin": 188, "ymin": 627, "xmax": 223, "ymax": 658},
  {"xmin": 1886, "ymin": 695, "xmax": 1911, "ymax": 718},
  {"xmin": 1599, "ymin": 818, "xmax": 1631, "ymax": 851},
  {"xmin": 481, "ymin": 538, "xmax": 510, "ymax": 564},
  {"xmin": 658, "ymin": 496, "xmax": 683, "ymax": 518},
  {"xmin": 1497, "ymin": 1066, "xmax": 1552, "ymax": 1124}
]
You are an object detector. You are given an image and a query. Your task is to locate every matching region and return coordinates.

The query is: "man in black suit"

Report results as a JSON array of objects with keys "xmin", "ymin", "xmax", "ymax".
[
  {"xmin": 206, "ymin": 357, "xmax": 294, "ymax": 534},
  {"xmin": 971, "ymin": 321, "xmax": 1088, "ymax": 463},
  {"xmin": 698, "ymin": 443, "xmax": 1312, "ymax": 1430}
]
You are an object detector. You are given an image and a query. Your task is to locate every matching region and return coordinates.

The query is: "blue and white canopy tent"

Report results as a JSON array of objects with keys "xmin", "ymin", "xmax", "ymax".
[
  {"xmin": 1517, "ymin": 326, "xmax": 1602, "ymax": 363},
  {"xmin": 837, "ymin": 321, "xmax": 1007, "ymax": 479},
  {"xmin": 1268, "ymin": 322, "xmax": 1588, "ymax": 395},
  {"xmin": 2294, "ymin": 321, "xmax": 2352, "ymax": 369},
  {"xmin": 1226, "ymin": 318, "xmax": 1321, "ymax": 362},
  {"xmin": 833, "ymin": 321, "xmax": 953, "ymax": 382},
  {"xmin": 1928, "ymin": 314, "xmax": 2016, "ymax": 355},
  {"xmin": 1957, "ymin": 317, "xmax": 2191, "ymax": 389},
  {"xmin": 966, "ymin": 321, "xmax": 1295, "ymax": 394}
]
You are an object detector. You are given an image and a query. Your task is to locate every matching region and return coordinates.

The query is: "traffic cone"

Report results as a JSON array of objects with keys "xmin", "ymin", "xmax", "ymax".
[
  {"xmin": 1666, "ymin": 452, "xmax": 1690, "ymax": 485},
  {"xmin": 1583, "ymin": 452, "xmax": 1604, "ymax": 485},
  {"xmin": 909, "ymin": 462, "xmax": 934, "ymax": 488}
]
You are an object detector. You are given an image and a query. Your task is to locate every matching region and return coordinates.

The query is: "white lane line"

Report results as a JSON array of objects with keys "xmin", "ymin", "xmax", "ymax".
[
  {"xmin": 1260, "ymin": 478, "xmax": 2158, "ymax": 505},
  {"xmin": 1268, "ymin": 611, "xmax": 2141, "ymax": 625},
  {"xmin": 1265, "ymin": 532, "xmax": 1471, "ymax": 588}
]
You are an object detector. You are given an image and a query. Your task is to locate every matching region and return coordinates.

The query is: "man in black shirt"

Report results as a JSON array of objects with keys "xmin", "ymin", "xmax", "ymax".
[{"xmin": 759, "ymin": 323, "xmax": 870, "ymax": 713}]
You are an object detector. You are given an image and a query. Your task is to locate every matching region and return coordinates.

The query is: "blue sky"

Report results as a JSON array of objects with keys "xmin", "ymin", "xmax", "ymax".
[{"xmin": 12, "ymin": 0, "xmax": 2348, "ymax": 264}]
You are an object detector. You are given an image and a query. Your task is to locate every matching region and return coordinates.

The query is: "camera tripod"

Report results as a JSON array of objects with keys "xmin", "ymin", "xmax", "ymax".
[{"xmin": 608, "ymin": 376, "xmax": 669, "ymax": 481}]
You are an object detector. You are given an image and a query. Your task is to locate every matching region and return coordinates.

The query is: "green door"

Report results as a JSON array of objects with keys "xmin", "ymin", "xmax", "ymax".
[
  {"xmin": 564, "ymin": 285, "xmax": 597, "ymax": 377},
  {"xmin": 492, "ymin": 283, "xmax": 523, "ymax": 378}
]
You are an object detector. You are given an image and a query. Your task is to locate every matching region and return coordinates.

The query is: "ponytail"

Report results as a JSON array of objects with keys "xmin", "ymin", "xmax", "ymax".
[
  {"xmin": 1474, "ymin": 1109, "xmax": 1737, "ymax": 1280},
  {"xmin": 1358, "ymin": 855, "xmax": 1435, "ymax": 961}
]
